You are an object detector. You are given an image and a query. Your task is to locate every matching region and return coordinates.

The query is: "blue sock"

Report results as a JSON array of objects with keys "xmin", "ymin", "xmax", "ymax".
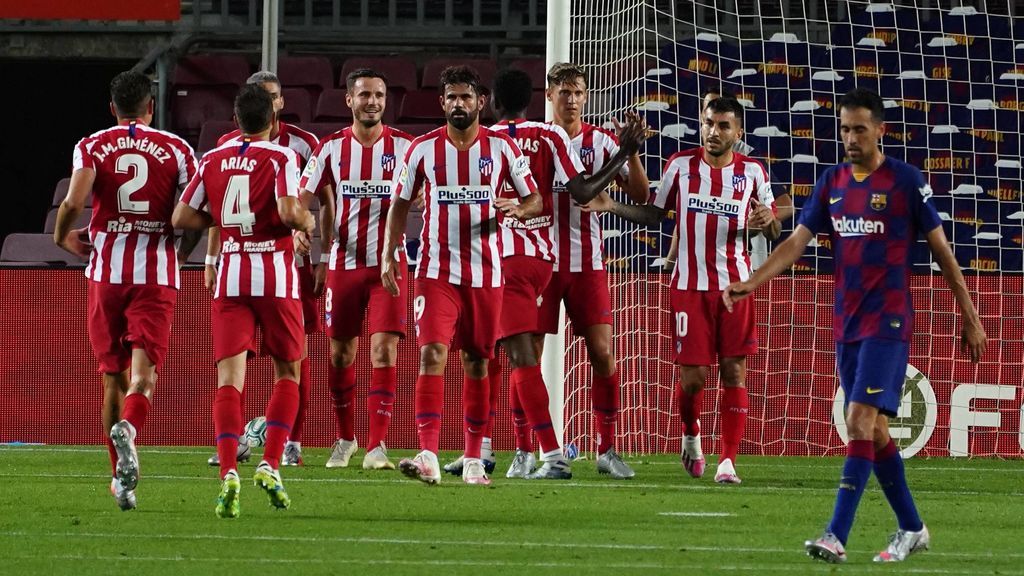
[
  {"xmin": 873, "ymin": 439, "xmax": 923, "ymax": 532},
  {"xmin": 827, "ymin": 440, "xmax": 875, "ymax": 545}
]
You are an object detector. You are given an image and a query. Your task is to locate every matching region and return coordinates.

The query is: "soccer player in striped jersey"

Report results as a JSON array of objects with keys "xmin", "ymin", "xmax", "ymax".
[
  {"xmin": 585, "ymin": 96, "xmax": 781, "ymax": 484},
  {"xmin": 55, "ymin": 70, "xmax": 198, "ymax": 511},
  {"xmin": 443, "ymin": 68, "xmax": 645, "ymax": 480},
  {"xmin": 540, "ymin": 62, "xmax": 651, "ymax": 479},
  {"xmin": 173, "ymin": 85, "xmax": 316, "ymax": 518},
  {"xmin": 724, "ymin": 88, "xmax": 986, "ymax": 564},
  {"xmin": 205, "ymin": 71, "xmax": 328, "ymax": 468},
  {"xmin": 381, "ymin": 65, "xmax": 542, "ymax": 485},
  {"xmin": 299, "ymin": 69, "xmax": 413, "ymax": 471}
]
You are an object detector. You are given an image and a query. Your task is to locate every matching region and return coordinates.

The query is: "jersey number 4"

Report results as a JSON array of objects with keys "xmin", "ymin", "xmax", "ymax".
[{"xmin": 223, "ymin": 175, "xmax": 257, "ymax": 236}]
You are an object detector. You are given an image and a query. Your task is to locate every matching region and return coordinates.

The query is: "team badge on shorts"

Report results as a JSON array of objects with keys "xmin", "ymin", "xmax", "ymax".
[
  {"xmin": 732, "ymin": 174, "xmax": 748, "ymax": 194},
  {"xmin": 479, "ymin": 156, "xmax": 493, "ymax": 177},
  {"xmin": 381, "ymin": 153, "xmax": 396, "ymax": 172},
  {"xmin": 870, "ymin": 193, "xmax": 887, "ymax": 211}
]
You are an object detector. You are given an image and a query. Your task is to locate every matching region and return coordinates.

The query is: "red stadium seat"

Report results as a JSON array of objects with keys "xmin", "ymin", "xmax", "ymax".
[
  {"xmin": 393, "ymin": 123, "xmax": 440, "ymax": 138},
  {"xmin": 314, "ymin": 88, "xmax": 353, "ymax": 122},
  {"xmin": 197, "ymin": 121, "xmax": 238, "ymax": 155},
  {"xmin": 300, "ymin": 123, "xmax": 346, "ymax": 140},
  {"xmin": 280, "ymin": 87, "xmax": 313, "ymax": 124},
  {"xmin": 509, "ymin": 58, "xmax": 548, "ymax": 89},
  {"xmin": 172, "ymin": 54, "xmax": 251, "ymax": 88},
  {"xmin": 0, "ymin": 233, "xmax": 87, "ymax": 265},
  {"xmin": 398, "ymin": 90, "xmax": 444, "ymax": 122},
  {"xmin": 526, "ymin": 91, "xmax": 548, "ymax": 121},
  {"xmin": 44, "ymin": 208, "xmax": 91, "ymax": 234},
  {"xmin": 277, "ymin": 56, "xmax": 334, "ymax": 102},
  {"xmin": 51, "ymin": 177, "xmax": 91, "ymax": 208},
  {"xmin": 421, "ymin": 58, "xmax": 497, "ymax": 90},
  {"xmin": 340, "ymin": 56, "xmax": 418, "ymax": 93},
  {"xmin": 171, "ymin": 88, "xmax": 235, "ymax": 145}
]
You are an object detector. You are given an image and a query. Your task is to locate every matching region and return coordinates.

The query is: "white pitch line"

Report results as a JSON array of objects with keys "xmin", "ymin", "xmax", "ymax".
[
  {"xmin": 3, "ymin": 531, "xmax": 1023, "ymax": 561},
  {"xmin": 2, "ymin": 471, "xmax": 1020, "ymax": 498},
  {"xmin": 658, "ymin": 512, "xmax": 735, "ymax": 517}
]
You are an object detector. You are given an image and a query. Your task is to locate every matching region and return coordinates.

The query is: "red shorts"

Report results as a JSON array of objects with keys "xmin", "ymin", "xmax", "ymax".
[
  {"xmin": 537, "ymin": 268, "xmax": 613, "ymax": 335},
  {"xmin": 670, "ymin": 289, "xmax": 757, "ymax": 366},
  {"xmin": 500, "ymin": 256, "xmax": 553, "ymax": 339},
  {"xmin": 87, "ymin": 281, "xmax": 176, "ymax": 373},
  {"xmin": 414, "ymin": 277, "xmax": 502, "ymax": 359},
  {"xmin": 297, "ymin": 261, "xmax": 322, "ymax": 334},
  {"xmin": 326, "ymin": 265, "xmax": 408, "ymax": 340},
  {"xmin": 212, "ymin": 296, "xmax": 305, "ymax": 363}
]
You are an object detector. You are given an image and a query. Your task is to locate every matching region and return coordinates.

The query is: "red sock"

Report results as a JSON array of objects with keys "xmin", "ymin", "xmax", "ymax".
[
  {"xmin": 484, "ymin": 357, "xmax": 502, "ymax": 438},
  {"xmin": 592, "ymin": 371, "xmax": 620, "ymax": 454},
  {"xmin": 290, "ymin": 356, "xmax": 311, "ymax": 443},
  {"xmin": 329, "ymin": 363, "xmax": 356, "ymax": 441},
  {"xmin": 720, "ymin": 386, "xmax": 749, "ymax": 463},
  {"xmin": 509, "ymin": 373, "xmax": 533, "ymax": 452},
  {"xmin": 464, "ymin": 376, "xmax": 489, "ymax": 459},
  {"xmin": 415, "ymin": 374, "xmax": 445, "ymax": 453},
  {"xmin": 214, "ymin": 386, "xmax": 243, "ymax": 479},
  {"xmin": 679, "ymin": 387, "xmax": 702, "ymax": 437},
  {"xmin": 122, "ymin": 393, "xmax": 150, "ymax": 435},
  {"xmin": 512, "ymin": 366, "xmax": 559, "ymax": 454},
  {"xmin": 366, "ymin": 367, "xmax": 397, "ymax": 450},
  {"xmin": 262, "ymin": 379, "xmax": 300, "ymax": 469},
  {"xmin": 106, "ymin": 439, "xmax": 118, "ymax": 476}
]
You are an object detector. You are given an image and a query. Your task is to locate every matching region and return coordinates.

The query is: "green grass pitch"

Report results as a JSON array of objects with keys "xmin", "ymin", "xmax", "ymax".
[{"xmin": 1, "ymin": 446, "xmax": 1022, "ymax": 575}]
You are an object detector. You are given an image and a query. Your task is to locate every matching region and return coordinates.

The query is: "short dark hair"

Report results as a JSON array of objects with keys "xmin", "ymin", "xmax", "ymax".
[
  {"xmin": 838, "ymin": 87, "xmax": 885, "ymax": 122},
  {"xmin": 234, "ymin": 84, "xmax": 274, "ymax": 134},
  {"xmin": 704, "ymin": 96, "xmax": 745, "ymax": 127},
  {"xmin": 110, "ymin": 71, "xmax": 152, "ymax": 117},
  {"xmin": 345, "ymin": 68, "xmax": 389, "ymax": 92},
  {"xmin": 247, "ymin": 71, "xmax": 280, "ymax": 87},
  {"xmin": 438, "ymin": 65, "xmax": 482, "ymax": 95},
  {"xmin": 547, "ymin": 62, "xmax": 586, "ymax": 87},
  {"xmin": 493, "ymin": 68, "xmax": 533, "ymax": 114}
]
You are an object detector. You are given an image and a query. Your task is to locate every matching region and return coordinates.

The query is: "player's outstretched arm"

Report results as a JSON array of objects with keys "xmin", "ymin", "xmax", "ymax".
[
  {"xmin": 53, "ymin": 168, "xmax": 95, "ymax": 258},
  {"xmin": 380, "ymin": 195, "xmax": 412, "ymax": 297},
  {"xmin": 277, "ymin": 196, "xmax": 315, "ymax": 234},
  {"xmin": 615, "ymin": 113, "xmax": 652, "ymax": 204},
  {"xmin": 567, "ymin": 112, "xmax": 648, "ymax": 205},
  {"xmin": 925, "ymin": 226, "xmax": 987, "ymax": 362},
  {"xmin": 495, "ymin": 192, "xmax": 541, "ymax": 220},
  {"xmin": 723, "ymin": 225, "xmax": 813, "ymax": 311},
  {"xmin": 583, "ymin": 193, "xmax": 665, "ymax": 227},
  {"xmin": 746, "ymin": 198, "xmax": 782, "ymax": 241},
  {"xmin": 172, "ymin": 201, "xmax": 214, "ymax": 231}
]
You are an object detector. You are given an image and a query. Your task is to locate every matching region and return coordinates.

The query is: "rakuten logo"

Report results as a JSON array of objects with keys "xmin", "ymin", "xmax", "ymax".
[{"xmin": 832, "ymin": 216, "xmax": 886, "ymax": 236}]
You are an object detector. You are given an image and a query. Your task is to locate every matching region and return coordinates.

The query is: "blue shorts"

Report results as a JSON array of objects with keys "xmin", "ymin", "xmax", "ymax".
[{"xmin": 836, "ymin": 338, "xmax": 909, "ymax": 418}]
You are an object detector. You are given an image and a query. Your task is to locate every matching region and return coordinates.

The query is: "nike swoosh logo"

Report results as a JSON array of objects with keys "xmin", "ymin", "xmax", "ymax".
[
  {"xmin": 830, "ymin": 197, "xmax": 842, "ymax": 204},
  {"xmin": 866, "ymin": 387, "xmax": 884, "ymax": 394},
  {"xmin": 418, "ymin": 422, "xmax": 430, "ymax": 428}
]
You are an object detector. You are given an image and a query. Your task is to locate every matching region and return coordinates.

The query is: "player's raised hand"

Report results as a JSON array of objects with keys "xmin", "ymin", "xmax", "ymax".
[
  {"xmin": 578, "ymin": 191, "xmax": 614, "ymax": 214},
  {"xmin": 413, "ymin": 190, "xmax": 426, "ymax": 210},
  {"xmin": 313, "ymin": 263, "xmax": 327, "ymax": 297},
  {"xmin": 614, "ymin": 111, "xmax": 649, "ymax": 155},
  {"xmin": 962, "ymin": 319, "xmax": 987, "ymax": 363},
  {"xmin": 381, "ymin": 251, "xmax": 402, "ymax": 297},
  {"xmin": 59, "ymin": 227, "xmax": 92, "ymax": 258},
  {"xmin": 293, "ymin": 230, "xmax": 311, "ymax": 257},
  {"xmin": 722, "ymin": 281, "xmax": 754, "ymax": 312},
  {"xmin": 747, "ymin": 198, "xmax": 773, "ymax": 230}
]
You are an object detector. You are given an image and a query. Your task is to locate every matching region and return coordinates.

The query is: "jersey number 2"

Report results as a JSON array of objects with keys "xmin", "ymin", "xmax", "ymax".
[
  {"xmin": 223, "ymin": 175, "xmax": 256, "ymax": 236},
  {"xmin": 115, "ymin": 154, "xmax": 150, "ymax": 214}
]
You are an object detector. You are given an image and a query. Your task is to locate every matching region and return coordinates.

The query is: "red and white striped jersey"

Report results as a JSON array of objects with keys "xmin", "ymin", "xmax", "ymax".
[
  {"xmin": 488, "ymin": 119, "xmax": 584, "ymax": 262},
  {"xmin": 395, "ymin": 126, "xmax": 539, "ymax": 288},
  {"xmin": 218, "ymin": 122, "xmax": 318, "ymax": 164},
  {"xmin": 552, "ymin": 122, "xmax": 630, "ymax": 272},
  {"xmin": 653, "ymin": 148, "xmax": 775, "ymax": 291},
  {"xmin": 181, "ymin": 139, "xmax": 303, "ymax": 299},
  {"xmin": 73, "ymin": 121, "xmax": 197, "ymax": 288},
  {"xmin": 299, "ymin": 125, "xmax": 413, "ymax": 270}
]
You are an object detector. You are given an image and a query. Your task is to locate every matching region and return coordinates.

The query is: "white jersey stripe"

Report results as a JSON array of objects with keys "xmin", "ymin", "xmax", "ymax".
[
  {"xmin": 133, "ymin": 234, "xmax": 149, "ymax": 284},
  {"xmin": 249, "ymin": 253, "xmax": 265, "ymax": 297},
  {"xmin": 226, "ymin": 254, "xmax": 241, "ymax": 298},
  {"xmin": 273, "ymin": 252, "xmax": 287, "ymax": 298},
  {"xmin": 109, "ymin": 234, "xmax": 127, "ymax": 284}
]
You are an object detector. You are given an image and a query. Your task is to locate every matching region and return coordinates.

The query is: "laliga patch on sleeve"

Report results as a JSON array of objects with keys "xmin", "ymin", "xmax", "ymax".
[
  {"xmin": 301, "ymin": 156, "xmax": 318, "ymax": 179},
  {"xmin": 398, "ymin": 165, "xmax": 408, "ymax": 184},
  {"xmin": 512, "ymin": 155, "xmax": 531, "ymax": 178}
]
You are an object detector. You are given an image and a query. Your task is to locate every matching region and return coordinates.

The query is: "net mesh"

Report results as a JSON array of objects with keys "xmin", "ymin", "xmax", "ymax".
[{"xmin": 563, "ymin": 0, "xmax": 1023, "ymax": 458}]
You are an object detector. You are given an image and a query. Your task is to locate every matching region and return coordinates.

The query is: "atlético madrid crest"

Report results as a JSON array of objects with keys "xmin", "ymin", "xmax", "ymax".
[
  {"xmin": 381, "ymin": 153, "xmax": 396, "ymax": 172},
  {"xmin": 479, "ymin": 156, "xmax": 493, "ymax": 177},
  {"xmin": 580, "ymin": 146, "xmax": 595, "ymax": 166},
  {"xmin": 870, "ymin": 192, "xmax": 887, "ymax": 211},
  {"xmin": 732, "ymin": 174, "xmax": 748, "ymax": 194}
]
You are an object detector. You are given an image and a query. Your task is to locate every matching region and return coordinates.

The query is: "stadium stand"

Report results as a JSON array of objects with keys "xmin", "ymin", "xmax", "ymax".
[{"xmin": 1, "ymin": 233, "xmax": 86, "ymax": 265}]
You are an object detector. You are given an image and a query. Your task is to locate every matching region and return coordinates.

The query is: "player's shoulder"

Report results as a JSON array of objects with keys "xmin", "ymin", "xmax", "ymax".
[
  {"xmin": 217, "ymin": 129, "xmax": 243, "ymax": 146},
  {"xmin": 884, "ymin": 156, "xmax": 924, "ymax": 182},
  {"xmin": 137, "ymin": 124, "xmax": 195, "ymax": 153},
  {"xmin": 733, "ymin": 152, "xmax": 769, "ymax": 178},
  {"xmin": 409, "ymin": 126, "xmax": 445, "ymax": 148},
  {"xmin": 317, "ymin": 126, "xmax": 351, "ymax": 147},
  {"xmin": 585, "ymin": 122, "xmax": 619, "ymax": 144},
  {"xmin": 282, "ymin": 122, "xmax": 319, "ymax": 146},
  {"xmin": 667, "ymin": 147, "xmax": 702, "ymax": 167},
  {"xmin": 385, "ymin": 124, "xmax": 415, "ymax": 144},
  {"xmin": 261, "ymin": 140, "xmax": 303, "ymax": 164}
]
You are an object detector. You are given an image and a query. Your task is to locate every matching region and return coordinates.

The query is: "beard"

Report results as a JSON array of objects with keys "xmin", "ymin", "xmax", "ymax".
[
  {"xmin": 704, "ymin": 141, "xmax": 730, "ymax": 157},
  {"xmin": 356, "ymin": 114, "xmax": 382, "ymax": 129},
  {"xmin": 447, "ymin": 108, "xmax": 478, "ymax": 131}
]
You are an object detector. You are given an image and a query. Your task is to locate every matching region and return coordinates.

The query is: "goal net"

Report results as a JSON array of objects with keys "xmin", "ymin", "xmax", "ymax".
[{"xmin": 560, "ymin": 0, "xmax": 1023, "ymax": 458}]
